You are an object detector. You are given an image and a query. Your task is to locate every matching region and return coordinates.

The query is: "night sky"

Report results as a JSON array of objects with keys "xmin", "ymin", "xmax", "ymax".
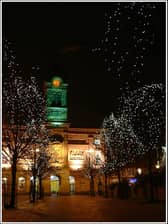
[{"xmin": 3, "ymin": 2, "xmax": 166, "ymax": 128}]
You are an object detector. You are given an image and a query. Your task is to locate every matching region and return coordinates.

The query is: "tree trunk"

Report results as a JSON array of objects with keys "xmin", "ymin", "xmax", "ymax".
[
  {"xmin": 32, "ymin": 174, "xmax": 36, "ymax": 203},
  {"xmin": 148, "ymin": 151, "xmax": 154, "ymax": 202},
  {"xmin": 90, "ymin": 175, "xmax": 95, "ymax": 196},
  {"xmin": 39, "ymin": 176, "xmax": 43, "ymax": 199},
  {"xmin": 104, "ymin": 173, "xmax": 108, "ymax": 197},
  {"xmin": 117, "ymin": 169, "xmax": 121, "ymax": 184},
  {"xmin": 117, "ymin": 169, "xmax": 122, "ymax": 198},
  {"xmin": 10, "ymin": 160, "xmax": 17, "ymax": 208}
]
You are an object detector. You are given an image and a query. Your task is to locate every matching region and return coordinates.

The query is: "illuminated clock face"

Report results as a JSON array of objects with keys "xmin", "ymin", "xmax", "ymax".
[{"xmin": 52, "ymin": 79, "xmax": 61, "ymax": 88}]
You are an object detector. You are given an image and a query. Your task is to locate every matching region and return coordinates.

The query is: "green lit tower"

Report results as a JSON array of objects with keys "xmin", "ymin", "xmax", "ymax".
[{"xmin": 46, "ymin": 76, "xmax": 68, "ymax": 127}]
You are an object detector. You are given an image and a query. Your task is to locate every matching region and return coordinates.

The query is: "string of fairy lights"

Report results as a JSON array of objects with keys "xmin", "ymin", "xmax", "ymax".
[
  {"xmin": 3, "ymin": 40, "xmax": 45, "ymax": 127},
  {"xmin": 101, "ymin": 83, "xmax": 165, "ymax": 171},
  {"xmin": 2, "ymin": 40, "xmax": 50, "ymax": 172},
  {"xmin": 120, "ymin": 84, "xmax": 165, "ymax": 150},
  {"xmin": 96, "ymin": 3, "xmax": 165, "ymax": 171},
  {"xmin": 92, "ymin": 2, "xmax": 162, "ymax": 94}
]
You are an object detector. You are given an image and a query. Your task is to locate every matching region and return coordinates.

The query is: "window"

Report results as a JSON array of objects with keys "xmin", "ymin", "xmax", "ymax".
[
  {"xmin": 51, "ymin": 92, "xmax": 62, "ymax": 107},
  {"xmin": 18, "ymin": 177, "xmax": 25, "ymax": 191}
]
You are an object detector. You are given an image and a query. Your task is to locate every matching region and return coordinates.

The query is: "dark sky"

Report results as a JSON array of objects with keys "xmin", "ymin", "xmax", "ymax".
[{"xmin": 3, "ymin": 2, "xmax": 166, "ymax": 128}]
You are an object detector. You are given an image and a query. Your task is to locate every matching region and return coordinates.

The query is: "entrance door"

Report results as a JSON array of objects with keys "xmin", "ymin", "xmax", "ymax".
[
  {"xmin": 69, "ymin": 176, "xmax": 75, "ymax": 194},
  {"xmin": 50, "ymin": 176, "xmax": 59, "ymax": 195}
]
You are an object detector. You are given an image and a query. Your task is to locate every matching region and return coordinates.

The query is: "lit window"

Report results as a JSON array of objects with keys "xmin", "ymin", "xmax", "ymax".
[{"xmin": 18, "ymin": 177, "xmax": 25, "ymax": 190}]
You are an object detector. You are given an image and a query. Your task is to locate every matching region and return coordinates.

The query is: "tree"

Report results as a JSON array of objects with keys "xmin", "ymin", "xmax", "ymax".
[
  {"xmin": 102, "ymin": 113, "xmax": 145, "ymax": 199},
  {"xmin": 102, "ymin": 84, "xmax": 165, "ymax": 201},
  {"xmin": 2, "ymin": 41, "xmax": 46, "ymax": 208},
  {"xmin": 84, "ymin": 153, "xmax": 95, "ymax": 196},
  {"xmin": 82, "ymin": 148, "xmax": 102, "ymax": 196},
  {"xmin": 27, "ymin": 124, "xmax": 50, "ymax": 202},
  {"xmin": 37, "ymin": 148, "xmax": 51, "ymax": 199},
  {"xmin": 120, "ymin": 84, "xmax": 165, "ymax": 201},
  {"xmin": 102, "ymin": 113, "xmax": 142, "ymax": 183}
]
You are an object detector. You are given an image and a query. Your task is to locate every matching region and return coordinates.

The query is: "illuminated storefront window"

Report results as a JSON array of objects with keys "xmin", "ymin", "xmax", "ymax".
[
  {"xmin": 2, "ymin": 177, "xmax": 7, "ymax": 184},
  {"xmin": 18, "ymin": 177, "xmax": 26, "ymax": 191}
]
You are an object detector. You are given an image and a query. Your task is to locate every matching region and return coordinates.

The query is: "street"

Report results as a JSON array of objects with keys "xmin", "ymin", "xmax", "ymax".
[{"xmin": 2, "ymin": 195, "xmax": 166, "ymax": 222}]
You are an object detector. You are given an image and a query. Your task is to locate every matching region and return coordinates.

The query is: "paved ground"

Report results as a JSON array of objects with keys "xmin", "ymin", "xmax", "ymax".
[{"xmin": 2, "ymin": 195, "xmax": 166, "ymax": 222}]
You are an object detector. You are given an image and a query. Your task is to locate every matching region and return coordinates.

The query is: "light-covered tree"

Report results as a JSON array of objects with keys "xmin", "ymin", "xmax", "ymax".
[
  {"xmin": 2, "ymin": 41, "xmax": 47, "ymax": 208},
  {"xmin": 102, "ymin": 113, "xmax": 142, "ymax": 183},
  {"xmin": 81, "ymin": 147, "xmax": 103, "ymax": 196},
  {"xmin": 83, "ymin": 152, "xmax": 96, "ymax": 196},
  {"xmin": 119, "ymin": 84, "xmax": 165, "ymax": 201},
  {"xmin": 27, "ymin": 124, "xmax": 50, "ymax": 202},
  {"xmin": 102, "ymin": 84, "xmax": 165, "ymax": 201}
]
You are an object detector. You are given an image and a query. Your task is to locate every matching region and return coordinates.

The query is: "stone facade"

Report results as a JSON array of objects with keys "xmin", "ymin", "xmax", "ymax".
[
  {"xmin": 3, "ymin": 77, "xmax": 164, "ymax": 199},
  {"xmin": 2, "ymin": 125, "xmax": 104, "ymax": 196}
]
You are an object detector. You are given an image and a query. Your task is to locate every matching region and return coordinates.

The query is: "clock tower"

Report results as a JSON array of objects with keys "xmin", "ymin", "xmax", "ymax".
[{"xmin": 46, "ymin": 76, "xmax": 68, "ymax": 127}]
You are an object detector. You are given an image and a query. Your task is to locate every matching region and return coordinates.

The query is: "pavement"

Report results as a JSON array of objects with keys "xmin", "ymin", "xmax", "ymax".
[{"xmin": 2, "ymin": 195, "xmax": 166, "ymax": 223}]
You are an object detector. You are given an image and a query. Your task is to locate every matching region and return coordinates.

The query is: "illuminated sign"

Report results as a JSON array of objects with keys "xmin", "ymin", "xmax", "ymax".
[
  {"xmin": 69, "ymin": 150, "xmax": 84, "ymax": 160},
  {"xmin": 68, "ymin": 148, "xmax": 105, "ymax": 170},
  {"xmin": 68, "ymin": 149, "xmax": 86, "ymax": 170}
]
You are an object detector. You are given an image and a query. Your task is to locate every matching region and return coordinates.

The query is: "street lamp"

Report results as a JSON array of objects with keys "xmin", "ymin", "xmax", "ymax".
[
  {"xmin": 155, "ymin": 161, "xmax": 160, "ymax": 169},
  {"xmin": 137, "ymin": 168, "xmax": 142, "ymax": 175}
]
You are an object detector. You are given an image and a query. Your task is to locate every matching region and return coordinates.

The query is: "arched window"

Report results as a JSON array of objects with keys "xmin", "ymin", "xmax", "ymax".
[
  {"xmin": 50, "ymin": 175, "xmax": 60, "ymax": 195},
  {"xmin": 69, "ymin": 176, "xmax": 75, "ymax": 194},
  {"xmin": 50, "ymin": 175, "xmax": 59, "ymax": 181},
  {"xmin": 18, "ymin": 177, "xmax": 25, "ymax": 191}
]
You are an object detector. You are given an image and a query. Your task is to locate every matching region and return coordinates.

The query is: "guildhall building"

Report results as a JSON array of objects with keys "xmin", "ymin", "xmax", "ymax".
[
  {"xmin": 2, "ymin": 77, "xmax": 105, "ymax": 196},
  {"xmin": 3, "ymin": 77, "xmax": 164, "ymax": 198}
]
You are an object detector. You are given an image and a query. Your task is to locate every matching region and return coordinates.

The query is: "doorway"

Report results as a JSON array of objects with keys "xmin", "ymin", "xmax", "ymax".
[
  {"xmin": 69, "ymin": 176, "xmax": 75, "ymax": 194},
  {"xmin": 50, "ymin": 175, "xmax": 59, "ymax": 195}
]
